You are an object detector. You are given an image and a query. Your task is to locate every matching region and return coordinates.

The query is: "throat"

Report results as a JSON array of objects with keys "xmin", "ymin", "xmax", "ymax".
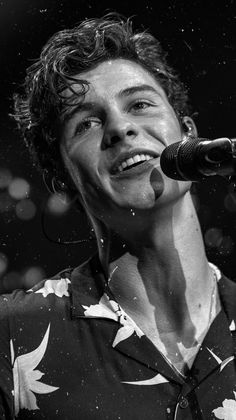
[{"xmin": 128, "ymin": 272, "xmax": 220, "ymax": 375}]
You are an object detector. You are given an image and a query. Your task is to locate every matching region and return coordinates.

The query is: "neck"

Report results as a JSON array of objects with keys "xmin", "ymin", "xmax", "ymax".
[{"xmin": 97, "ymin": 192, "xmax": 216, "ymax": 344}]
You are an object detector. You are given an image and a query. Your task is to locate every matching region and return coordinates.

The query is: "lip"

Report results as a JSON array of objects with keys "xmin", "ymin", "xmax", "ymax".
[
  {"xmin": 110, "ymin": 148, "xmax": 160, "ymax": 175},
  {"xmin": 111, "ymin": 157, "xmax": 160, "ymax": 178}
]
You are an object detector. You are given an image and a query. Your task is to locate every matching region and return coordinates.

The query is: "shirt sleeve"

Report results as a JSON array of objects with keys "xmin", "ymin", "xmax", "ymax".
[{"xmin": 0, "ymin": 295, "xmax": 14, "ymax": 419}]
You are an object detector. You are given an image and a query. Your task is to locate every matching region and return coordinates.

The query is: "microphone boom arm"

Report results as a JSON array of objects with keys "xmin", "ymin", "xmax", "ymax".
[
  {"xmin": 195, "ymin": 137, "xmax": 236, "ymax": 177},
  {"xmin": 160, "ymin": 137, "xmax": 236, "ymax": 182}
]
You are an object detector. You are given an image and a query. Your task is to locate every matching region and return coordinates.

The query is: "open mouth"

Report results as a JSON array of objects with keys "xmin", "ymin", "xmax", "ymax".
[{"xmin": 113, "ymin": 153, "xmax": 158, "ymax": 174}]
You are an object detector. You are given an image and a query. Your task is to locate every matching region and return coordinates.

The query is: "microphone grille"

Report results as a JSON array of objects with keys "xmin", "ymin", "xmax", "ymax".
[
  {"xmin": 160, "ymin": 137, "xmax": 206, "ymax": 181},
  {"xmin": 160, "ymin": 141, "xmax": 182, "ymax": 180}
]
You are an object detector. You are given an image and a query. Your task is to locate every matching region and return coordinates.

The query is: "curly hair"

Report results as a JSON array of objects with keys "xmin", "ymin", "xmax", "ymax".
[{"xmin": 13, "ymin": 13, "xmax": 191, "ymax": 197}]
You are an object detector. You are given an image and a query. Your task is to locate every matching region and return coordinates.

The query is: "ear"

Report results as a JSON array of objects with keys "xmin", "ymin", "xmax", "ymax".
[{"xmin": 181, "ymin": 116, "xmax": 198, "ymax": 139}]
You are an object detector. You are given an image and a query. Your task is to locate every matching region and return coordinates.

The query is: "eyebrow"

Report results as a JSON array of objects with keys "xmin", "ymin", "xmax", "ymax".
[
  {"xmin": 117, "ymin": 84, "xmax": 160, "ymax": 98},
  {"xmin": 61, "ymin": 84, "xmax": 160, "ymax": 124},
  {"xmin": 61, "ymin": 102, "xmax": 95, "ymax": 124}
]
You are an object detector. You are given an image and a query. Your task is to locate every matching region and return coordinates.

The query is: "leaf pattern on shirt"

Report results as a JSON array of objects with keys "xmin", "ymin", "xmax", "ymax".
[
  {"xmin": 27, "ymin": 278, "xmax": 71, "ymax": 298},
  {"xmin": 209, "ymin": 262, "xmax": 222, "ymax": 284},
  {"xmin": 229, "ymin": 320, "xmax": 236, "ymax": 331},
  {"xmin": 10, "ymin": 323, "xmax": 59, "ymax": 416},
  {"xmin": 122, "ymin": 372, "xmax": 169, "ymax": 386},
  {"xmin": 212, "ymin": 391, "xmax": 236, "ymax": 419},
  {"xmin": 207, "ymin": 348, "xmax": 234, "ymax": 372},
  {"xmin": 82, "ymin": 293, "xmax": 119, "ymax": 320},
  {"xmin": 82, "ymin": 293, "xmax": 144, "ymax": 347},
  {"xmin": 112, "ymin": 313, "xmax": 144, "ymax": 347}
]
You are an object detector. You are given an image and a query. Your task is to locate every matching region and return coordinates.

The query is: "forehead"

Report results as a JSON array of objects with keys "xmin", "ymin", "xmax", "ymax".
[{"xmin": 63, "ymin": 59, "xmax": 167, "ymax": 103}]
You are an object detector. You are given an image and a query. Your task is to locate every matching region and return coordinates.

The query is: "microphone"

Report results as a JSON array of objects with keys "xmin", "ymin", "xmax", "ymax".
[{"xmin": 160, "ymin": 137, "xmax": 236, "ymax": 181}]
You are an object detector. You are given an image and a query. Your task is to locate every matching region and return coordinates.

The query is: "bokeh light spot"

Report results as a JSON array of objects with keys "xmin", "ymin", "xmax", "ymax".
[
  {"xmin": 0, "ymin": 168, "xmax": 12, "ymax": 189},
  {"xmin": 0, "ymin": 253, "xmax": 8, "ymax": 276},
  {"xmin": 204, "ymin": 227, "xmax": 223, "ymax": 248},
  {"xmin": 47, "ymin": 193, "xmax": 70, "ymax": 215},
  {"xmin": 224, "ymin": 193, "xmax": 236, "ymax": 212},
  {"xmin": 15, "ymin": 199, "xmax": 36, "ymax": 220},
  {"xmin": 217, "ymin": 236, "xmax": 234, "ymax": 255},
  {"xmin": 23, "ymin": 266, "xmax": 45, "ymax": 288},
  {"xmin": 8, "ymin": 177, "xmax": 30, "ymax": 200}
]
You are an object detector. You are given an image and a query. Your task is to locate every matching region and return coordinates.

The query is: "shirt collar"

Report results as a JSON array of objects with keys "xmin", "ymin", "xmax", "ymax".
[
  {"xmin": 69, "ymin": 255, "xmax": 236, "ymax": 334},
  {"xmin": 68, "ymin": 258, "xmax": 236, "ymax": 384},
  {"xmin": 70, "ymin": 253, "xmax": 109, "ymax": 319},
  {"xmin": 217, "ymin": 272, "xmax": 236, "ymax": 330}
]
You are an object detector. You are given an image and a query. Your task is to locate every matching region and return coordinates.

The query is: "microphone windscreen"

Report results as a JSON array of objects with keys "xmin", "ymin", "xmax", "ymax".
[
  {"xmin": 160, "ymin": 137, "xmax": 207, "ymax": 181},
  {"xmin": 160, "ymin": 141, "xmax": 182, "ymax": 180}
]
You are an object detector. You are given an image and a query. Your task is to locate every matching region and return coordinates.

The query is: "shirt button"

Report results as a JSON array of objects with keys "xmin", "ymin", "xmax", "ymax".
[{"xmin": 179, "ymin": 396, "xmax": 189, "ymax": 409}]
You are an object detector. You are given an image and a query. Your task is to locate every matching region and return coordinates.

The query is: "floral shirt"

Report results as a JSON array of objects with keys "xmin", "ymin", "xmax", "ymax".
[{"xmin": 0, "ymin": 255, "xmax": 236, "ymax": 420}]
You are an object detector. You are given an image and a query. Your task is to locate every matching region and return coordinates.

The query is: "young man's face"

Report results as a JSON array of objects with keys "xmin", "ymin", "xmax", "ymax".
[{"xmin": 60, "ymin": 59, "xmax": 191, "ymax": 224}]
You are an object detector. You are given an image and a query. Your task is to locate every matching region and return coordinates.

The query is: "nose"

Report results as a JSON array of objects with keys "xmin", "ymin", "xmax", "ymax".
[{"xmin": 102, "ymin": 113, "xmax": 138, "ymax": 149}]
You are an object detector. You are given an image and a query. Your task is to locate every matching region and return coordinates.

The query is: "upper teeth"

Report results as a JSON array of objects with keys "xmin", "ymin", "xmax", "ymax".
[{"xmin": 117, "ymin": 154, "xmax": 154, "ymax": 172}]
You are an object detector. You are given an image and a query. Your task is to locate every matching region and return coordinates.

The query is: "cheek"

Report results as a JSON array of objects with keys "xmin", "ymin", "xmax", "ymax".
[
  {"xmin": 70, "ymin": 159, "xmax": 95, "ymax": 192},
  {"xmin": 68, "ymin": 143, "xmax": 98, "ymax": 180},
  {"xmin": 61, "ymin": 146, "xmax": 94, "ymax": 193},
  {"xmin": 68, "ymin": 154, "xmax": 107, "ymax": 208},
  {"xmin": 146, "ymin": 113, "xmax": 182, "ymax": 145},
  {"xmin": 165, "ymin": 119, "xmax": 182, "ymax": 142}
]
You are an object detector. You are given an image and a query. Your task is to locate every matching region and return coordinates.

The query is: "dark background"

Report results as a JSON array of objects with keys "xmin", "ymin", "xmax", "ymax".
[{"xmin": 0, "ymin": 0, "xmax": 235, "ymax": 292}]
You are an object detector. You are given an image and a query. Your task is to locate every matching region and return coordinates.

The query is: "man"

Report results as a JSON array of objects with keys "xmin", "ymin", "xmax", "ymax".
[{"xmin": 1, "ymin": 14, "xmax": 236, "ymax": 420}]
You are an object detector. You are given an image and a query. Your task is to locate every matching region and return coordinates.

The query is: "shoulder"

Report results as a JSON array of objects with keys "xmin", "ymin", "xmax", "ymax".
[
  {"xmin": 0, "ymin": 267, "xmax": 74, "ymax": 322},
  {"xmin": 0, "ymin": 254, "xmax": 98, "ymax": 324},
  {"xmin": 28, "ymin": 267, "xmax": 73, "ymax": 299},
  {"xmin": 0, "ymin": 266, "xmax": 77, "ymax": 374}
]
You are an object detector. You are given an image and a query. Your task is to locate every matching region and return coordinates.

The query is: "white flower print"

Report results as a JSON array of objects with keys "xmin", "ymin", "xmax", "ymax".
[
  {"xmin": 213, "ymin": 391, "xmax": 236, "ymax": 419},
  {"xmin": 122, "ymin": 372, "xmax": 169, "ymax": 386},
  {"xmin": 82, "ymin": 293, "xmax": 119, "ymax": 321},
  {"xmin": 229, "ymin": 320, "xmax": 236, "ymax": 331},
  {"xmin": 112, "ymin": 312, "xmax": 144, "ymax": 347},
  {"xmin": 83, "ymin": 294, "xmax": 171, "ymax": 387},
  {"xmin": 27, "ymin": 278, "xmax": 71, "ymax": 298},
  {"xmin": 82, "ymin": 293, "xmax": 144, "ymax": 347},
  {"xmin": 209, "ymin": 262, "xmax": 221, "ymax": 281},
  {"xmin": 207, "ymin": 348, "xmax": 234, "ymax": 372},
  {"xmin": 10, "ymin": 323, "xmax": 59, "ymax": 416}
]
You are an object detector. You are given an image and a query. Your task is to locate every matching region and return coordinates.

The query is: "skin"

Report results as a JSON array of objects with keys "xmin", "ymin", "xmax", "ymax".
[{"xmin": 60, "ymin": 59, "xmax": 220, "ymax": 374}]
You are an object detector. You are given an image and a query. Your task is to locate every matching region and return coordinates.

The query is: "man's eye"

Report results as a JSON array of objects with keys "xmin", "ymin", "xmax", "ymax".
[
  {"xmin": 131, "ymin": 101, "xmax": 152, "ymax": 111},
  {"xmin": 74, "ymin": 118, "xmax": 101, "ymax": 135}
]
